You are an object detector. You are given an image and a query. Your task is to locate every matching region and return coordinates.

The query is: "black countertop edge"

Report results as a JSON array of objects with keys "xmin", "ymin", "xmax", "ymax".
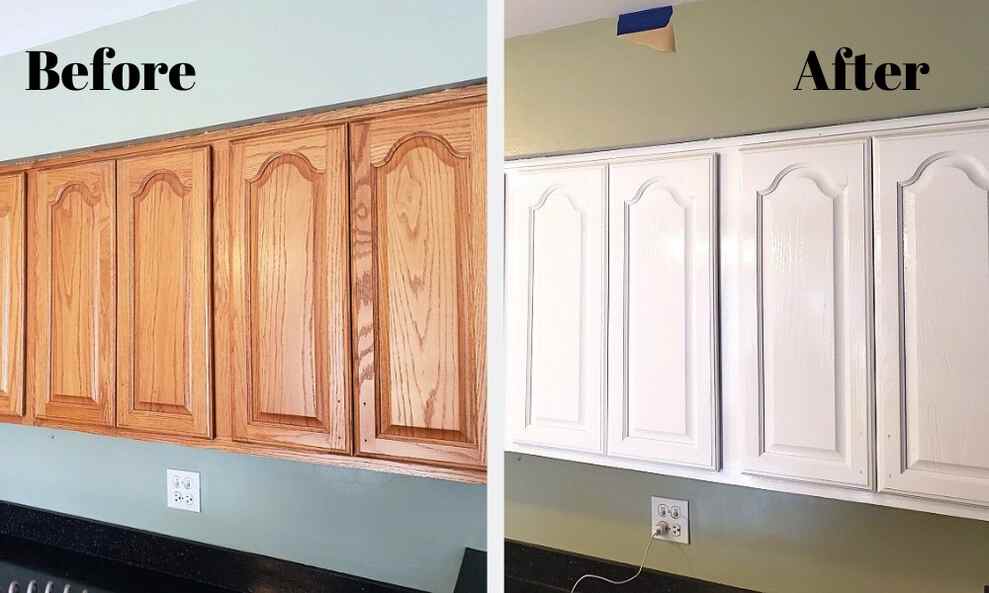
[
  {"xmin": 0, "ymin": 500, "xmax": 425, "ymax": 593},
  {"xmin": 506, "ymin": 540, "xmax": 759, "ymax": 593}
]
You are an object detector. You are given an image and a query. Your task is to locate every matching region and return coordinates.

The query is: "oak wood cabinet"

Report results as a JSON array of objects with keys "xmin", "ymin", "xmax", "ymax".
[
  {"xmin": 874, "ymin": 124, "xmax": 989, "ymax": 506},
  {"xmin": 350, "ymin": 102, "xmax": 486, "ymax": 468},
  {"xmin": 738, "ymin": 138, "xmax": 873, "ymax": 489},
  {"xmin": 0, "ymin": 87, "xmax": 486, "ymax": 483},
  {"xmin": 29, "ymin": 161, "xmax": 117, "ymax": 428},
  {"xmin": 218, "ymin": 127, "xmax": 352, "ymax": 453},
  {"xmin": 116, "ymin": 149, "xmax": 213, "ymax": 438},
  {"xmin": 0, "ymin": 174, "xmax": 25, "ymax": 418}
]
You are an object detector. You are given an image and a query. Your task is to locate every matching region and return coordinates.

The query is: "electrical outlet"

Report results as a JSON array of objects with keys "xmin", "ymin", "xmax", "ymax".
[
  {"xmin": 651, "ymin": 496, "xmax": 689, "ymax": 544},
  {"xmin": 166, "ymin": 469, "xmax": 200, "ymax": 513}
]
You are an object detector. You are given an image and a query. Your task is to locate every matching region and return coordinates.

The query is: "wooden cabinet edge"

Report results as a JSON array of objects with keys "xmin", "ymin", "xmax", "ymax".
[{"xmin": 27, "ymin": 418, "xmax": 485, "ymax": 484}]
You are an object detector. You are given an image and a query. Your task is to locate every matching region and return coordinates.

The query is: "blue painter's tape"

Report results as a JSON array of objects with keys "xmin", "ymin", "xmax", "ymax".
[{"xmin": 617, "ymin": 6, "xmax": 674, "ymax": 36}]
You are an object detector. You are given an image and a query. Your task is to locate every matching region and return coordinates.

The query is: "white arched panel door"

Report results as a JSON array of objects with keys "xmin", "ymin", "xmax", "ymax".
[
  {"xmin": 738, "ymin": 138, "xmax": 873, "ymax": 489},
  {"xmin": 875, "ymin": 125, "xmax": 989, "ymax": 506},
  {"xmin": 506, "ymin": 163, "xmax": 607, "ymax": 453},
  {"xmin": 607, "ymin": 154, "xmax": 720, "ymax": 469}
]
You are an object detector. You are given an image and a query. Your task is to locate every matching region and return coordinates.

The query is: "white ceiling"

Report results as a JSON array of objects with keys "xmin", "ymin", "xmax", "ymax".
[
  {"xmin": 0, "ymin": 0, "xmax": 198, "ymax": 57},
  {"xmin": 506, "ymin": 0, "xmax": 699, "ymax": 38}
]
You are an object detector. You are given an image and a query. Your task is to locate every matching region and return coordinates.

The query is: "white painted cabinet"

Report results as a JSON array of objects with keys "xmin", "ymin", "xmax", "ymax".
[
  {"xmin": 607, "ymin": 154, "xmax": 720, "ymax": 469},
  {"xmin": 874, "ymin": 124, "xmax": 989, "ymax": 506},
  {"xmin": 506, "ymin": 164, "xmax": 608, "ymax": 453},
  {"xmin": 738, "ymin": 138, "xmax": 873, "ymax": 488},
  {"xmin": 505, "ymin": 112, "xmax": 989, "ymax": 522}
]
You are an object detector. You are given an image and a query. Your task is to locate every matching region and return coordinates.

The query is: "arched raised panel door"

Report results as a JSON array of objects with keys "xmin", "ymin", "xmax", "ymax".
[
  {"xmin": 222, "ymin": 128, "xmax": 351, "ymax": 452},
  {"xmin": 350, "ymin": 102, "xmax": 486, "ymax": 469},
  {"xmin": 875, "ymin": 126, "xmax": 989, "ymax": 506},
  {"xmin": 506, "ymin": 163, "xmax": 607, "ymax": 454},
  {"xmin": 116, "ymin": 149, "xmax": 212, "ymax": 438},
  {"xmin": 608, "ymin": 154, "xmax": 719, "ymax": 469},
  {"xmin": 30, "ymin": 162, "xmax": 116, "ymax": 427},
  {"xmin": 739, "ymin": 139, "xmax": 873, "ymax": 488},
  {"xmin": 0, "ymin": 174, "xmax": 25, "ymax": 418}
]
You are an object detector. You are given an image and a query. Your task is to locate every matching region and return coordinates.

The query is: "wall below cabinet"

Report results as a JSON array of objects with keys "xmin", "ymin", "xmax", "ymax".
[
  {"xmin": 1, "ymin": 86, "xmax": 487, "ymax": 485},
  {"xmin": 506, "ymin": 109, "xmax": 989, "ymax": 522},
  {"xmin": 507, "ymin": 453, "xmax": 989, "ymax": 593}
]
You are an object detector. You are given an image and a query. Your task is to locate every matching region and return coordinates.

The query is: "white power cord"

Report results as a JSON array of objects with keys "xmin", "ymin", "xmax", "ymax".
[{"xmin": 568, "ymin": 532, "xmax": 657, "ymax": 593}]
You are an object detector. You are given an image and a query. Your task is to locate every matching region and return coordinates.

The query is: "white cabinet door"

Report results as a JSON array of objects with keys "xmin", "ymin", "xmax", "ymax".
[
  {"xmin": 607, "ymin": 154, "xmax": 720, "ymax": 469},
  {"xmin": 738, "ymin": 138, "xmax": 873, "ymax": 488},
  {"xmin": 874, "ymin": 125, "xmax": 989, "ymax": 506},
  {"xmin": 506, "ymin": 164, "xmax": 608, "ymax": 453}
]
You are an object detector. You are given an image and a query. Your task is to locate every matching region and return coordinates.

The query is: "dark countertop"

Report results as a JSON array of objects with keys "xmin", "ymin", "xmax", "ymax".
[
  {"xmin": 0, "ymin": 534, "xmax": 235, "ymax": 593},
  {"xmin": 507, "ymin": 541, "xmax": 758, "ymax": 593},
  {"xmin": 0, "ymin": 501, "xmax": 424, "ymax": 593}
]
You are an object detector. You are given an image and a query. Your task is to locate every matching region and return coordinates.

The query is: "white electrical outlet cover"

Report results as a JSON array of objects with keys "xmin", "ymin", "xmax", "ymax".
[
  {"xmin": 651, "ymin": 496, "xmax": 689, "ymax": 544},
  {"xmin": 166, "ymin": 469, "xmax": 201, "ymax": 513}
]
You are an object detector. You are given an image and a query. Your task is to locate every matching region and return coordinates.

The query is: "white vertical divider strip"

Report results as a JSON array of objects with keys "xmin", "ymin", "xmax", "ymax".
[{"xmin": 486, "ymin": 0, "xmax": 505, "ymax": 589}]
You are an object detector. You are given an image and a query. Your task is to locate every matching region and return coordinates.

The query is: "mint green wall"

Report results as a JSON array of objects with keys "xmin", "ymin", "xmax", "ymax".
[
  {"xmin": 0, "ymin": 0, "xmax": 485, "ymax": 162},
  {"xmin": 506, "ymin": 1, "xmax": 989, "ymax": 591},
  {"xmin": 0, "ymin": 2, "xmax": 485, "ymax": 592}
]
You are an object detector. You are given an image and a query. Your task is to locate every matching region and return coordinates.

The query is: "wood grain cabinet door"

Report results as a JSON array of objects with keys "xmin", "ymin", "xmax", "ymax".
[
  {"xmin": 505, "ymin": 163, "xmax": 607, "ymax": 454},
  {"xmin": 738, "ymin": 138, "xmax": 873, "ymax": 489},
  {"xmin": 30, "ymin": 162, "xmax": 116, "ymax": 427},
  {"xmin": 874, "ymin": 125, "xmax": 989, "ymax": 506},
  {"xmin": 116, "ymin": 149, "xmax": 212, "ymax": 437},
  {"xmin": 607, "ymin": 154, "xmax": 720, "ymax": 469},
  {"xmin": 350, "ymin": 102, "xmax": 486, "ymax": 468},
  {"xmin": 220, "ymin": 127, "xmax": 351, "ymax": 452},
  {"xmin": 0, "ymin": 174, "xmax": 25, "ymax": 418}
]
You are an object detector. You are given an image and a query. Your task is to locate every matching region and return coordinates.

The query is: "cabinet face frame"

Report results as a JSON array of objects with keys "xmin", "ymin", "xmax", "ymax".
[
  {"xmin": 874, "ymin": 123, "xmax": 989, "ymax": 507},
  {"xmin": 0, "ymin": 174, "xmax": 25, "ymax": 418},
  {"xmin": 116, "ymin": 148, "xmax": 213, "ymax": 438},
  {"xmin": 505, "ymin": 162, "xmax": 608, "ymax": 454},
  {"xmin": 29, "ymin": 161, "xmax": 117, "ymax": 428},
  {"xmin": 350, "ymin": 102, "xmax": 486, "ymax": 468},
  {"xmin": 738, "ymin": 137, "xmax": 875, "ymax": 489},
  {"xmin": 220, "ymin": 126, "xmax": 352, "ymax": 453},
  {"xmin": 607, "ymin": 153, "xmax": 721, "ymax": 470}
]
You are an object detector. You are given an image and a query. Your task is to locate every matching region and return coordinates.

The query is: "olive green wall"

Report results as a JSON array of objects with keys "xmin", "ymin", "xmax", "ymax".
[
  {"xmin": 506, "ymin": 0, "xmax": 989, "ymax": 158},
  {"xmin": 508, "ymin": 455, "xmax": 989, "ymax": 593},
  {"xmin": 505, "ymin": 1, "xmax": 989, "ymax": 591}
]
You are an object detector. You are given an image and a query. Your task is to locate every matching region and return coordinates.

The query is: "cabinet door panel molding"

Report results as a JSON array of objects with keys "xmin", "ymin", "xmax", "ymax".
[
  {"xmin": 116, "ymin": 148, "xmax": 213, "ymax": 438},
  {"xmin": 224, "ymin": 127, "xmax": 351, "ymax": 453},
  {"xmin": 30, "ymin": 161, "xmax": 117, "ymax": 428},
  {"xmin": 608, "ymin": 154, "xmax": 720, "ymax": 470},
  {"xmin": 739, "ymin": 139, "xmax": 873, "ymax": 489},
  {"xmin": 351, "ymin": 103, "xmax": 486, "ymax": 468},
  {"xmin": 875, "ymin": 126, "xmax": 989, "ymax": 507},
  {"xmin": 506, "ymin": 163, "xmax": 608, "ymax": 454}
]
